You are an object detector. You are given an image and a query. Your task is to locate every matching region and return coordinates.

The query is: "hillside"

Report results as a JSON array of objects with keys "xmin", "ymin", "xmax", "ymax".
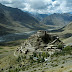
[
  {"xmin": 0, "ymin": 3, "xmax": 47, "ymax": 36},
  {"xmin": 41, "ymin": 13, "xmax": 72, "ymax": 27},
  {"xmin": 50, "ymin": 22, "xmax": 72, "ymax": 45},
  {"xmin": 62, "ymin": 22, "xmax": 72, "ymax": 44},
  {"xmin": 60, "ymin": 22, "xmax": 72, "ymax": 34},
  {"xmin": 0, "ymin": 25, "xmax": 15, "ymax": 36},
  {"xmin": 0, "ymin": 30, "xmax": 72, "ymax": 72},
  {"xmin": 63, "ymin": 22, "xmax": 72, "ymax": 30},
  {"xmin": 31, "ymin": 13, "xmax": 48, "ymax": 21}
]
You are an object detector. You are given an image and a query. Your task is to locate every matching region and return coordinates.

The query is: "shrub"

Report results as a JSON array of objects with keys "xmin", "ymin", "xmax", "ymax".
[
  {"xmin": 16, "ymin": 56, "xmax": 21, "ymax": 62},
  {"xmin": 52, "ymin": 51, "xmax": 60, "ymax": 57},
  {"xmin": 51, "ymin": 45, "xmax": 72, "ymax": 57},
  {"xmin": 42, "ymin": 70, "xmax": 45, "ymax": 72},
  {"xmin": 51, "ymin": 64, "xmax": 58, "ymax": 67},
  {"xmin": 63, "ymin": 46, "xmax": 72, "ymax": 54},
  {"xmin": 63, "ymin": 46, "xmax": 72, "ymax": 51},
  {"xmin": 41, "ymin": 57, "xmax": 45, "ymax": 62},
  {"xmin": 57, "ymin": 43, "xmax": 63, "ymax": 50},
  {"xmin": 39, "ymin": 52, "xmax": 41, "ymax": 57},
  {"xmin": 61, "ymin": 66, "xmax": 64, "ymax": 68},
  {"xmin": 37, "ymin": 58, "xmax": 41, "ymax": 63},
  {"xmin": 33, "ymin": 52, "xmax": 37, "ymax": 57},
  {"xmin": 30, "ymin": 55, "xmax": 33, "ymax": 60},
  {"xmin": 8, "ymin": 69, "xmax": 14, "ymax": 72},
  {"xmin": 14, "ymin": 68, "xmax": 20, "ymax": 72},
  {"xmin": 46, "ymin": 52, "xmax": 50, "ymax": 58},
  {"xmin": 42, "ymin": 52, "xmax": 46, "ymax": 57},
  {"xmin": 34, "ymin": 69, "xmax": 36, "ymax": 71}
]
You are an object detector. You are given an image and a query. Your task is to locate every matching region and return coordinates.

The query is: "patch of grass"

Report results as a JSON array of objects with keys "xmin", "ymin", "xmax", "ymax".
[
  {"xmin": 11, "ymin": 50, "xmax": 14, "ymax": 51},
  {"xmin": 63, "ymin": 46, "xmax": 72, "ymax": 51},
  {"xmin": 0, "ymin": 48, "xmax": 3, "ymax": 49},
  {"xmin": 51, "ymin": 64, "xmax": 58, "ymax": 67},
  {"xmin": 62, "ymin": 46, "xmax": 72, "ymax": 54},
  {"xmin": 51, "ymin": 45, "xmax": 72, "ymax": 57},
  {"xmin": 0, "ymin": 52, "xmax": 3, "ymax": 54},
  {"xmin": 69, "ymin": 70, "xmax": 72, "ymax": 72},
  {"xmin": 31, "ymin": 71, "xmax": 34, "ymax": 72},
  {"xmin": 4, "ymin": 50, "xmax": 8, "ymax": 52},
  {"xmin": 10, "ymin": 48, "xmax": 14, "ymax": 49},
  {"xmin": 53, "ymin": 59, "xmax": 58, "ymax": 62}
]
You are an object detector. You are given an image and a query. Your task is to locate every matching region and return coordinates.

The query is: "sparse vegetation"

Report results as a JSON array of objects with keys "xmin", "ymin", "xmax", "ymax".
[
  {"xmin": 57, "ymin": 43, "xmax": 64, "ymax": 50},
  {"xmin": 51, "ymin": 45, "xmax": 72, "ymax": 57},
  {"xmin": 63, "ymin": 46, "xmax": 72, "ymax": 52},
  {"xmin": 16, "ymin": 56, "xmax": 21, "ymax": 62},
  {"xmin": 69, "ymin": 70, "xmax": 72, "ymax": 72},
  {"xmin": 0, "ymin": 30, "xmax": 72, "ymax": 72},
  {"xmin": 0, "ymin": 48, "xmax": 3, "ymax": 49},
  {"xmin": 61, "ymin": 66, "xmax": 64, "ymax": 68}
]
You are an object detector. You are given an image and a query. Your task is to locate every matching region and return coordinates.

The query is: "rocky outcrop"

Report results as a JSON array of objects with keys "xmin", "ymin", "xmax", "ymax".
[{"xmin": 14, "ymin": 30, "xmax": 64, "ymax": 56}]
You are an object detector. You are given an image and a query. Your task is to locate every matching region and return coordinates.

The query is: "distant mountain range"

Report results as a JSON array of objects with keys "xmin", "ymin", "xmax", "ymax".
[
  {"xmin": 0, "ymin": 3, "xmax": 46, "ymax": 36},
  {"xmin": 31, "ymin": 13, "xmax": 48, "ymax": 21},
  {"xmin": 41, "ymin": 13, "xmax": 72, "ymax": 27},
  {"xmin": 0, "ymin": 3, "xmax": 72, "ymax": 36}
]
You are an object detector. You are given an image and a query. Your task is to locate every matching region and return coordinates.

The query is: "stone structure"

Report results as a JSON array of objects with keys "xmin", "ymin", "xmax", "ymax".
[{"xmin": 14, "ymin": 30, "xmax": 64, "ymax": 56}]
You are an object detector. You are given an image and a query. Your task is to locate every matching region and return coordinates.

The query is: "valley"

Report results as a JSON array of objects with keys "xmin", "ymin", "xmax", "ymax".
[{"xmin": 0, "ymin": 31, "xmax": 36, "ymax": 42}]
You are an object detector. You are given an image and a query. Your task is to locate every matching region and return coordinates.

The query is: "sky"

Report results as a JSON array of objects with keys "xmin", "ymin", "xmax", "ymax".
[{"xmin": 0, "ymin": 0, "xmax": 72, "ymax": 14}]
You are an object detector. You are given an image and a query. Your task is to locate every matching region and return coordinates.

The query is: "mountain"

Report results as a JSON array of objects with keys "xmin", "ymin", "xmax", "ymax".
[
  {"xmin": 0, "ymin": 3, "xmax": 46, "ymax": 36},
  {"xmin": 41, "ymin": 13, "xmax": 72, "ymax": 27},
  {"xmin": 0, "ymin": 25, "xmax": 15, "ymax": 36},
  {"xmin": 31, "ymin": 13, "xmax": 48, "ymax": 21},
  {"xmin": 51, "ymin": 22, "xmax": 72, "ymax": 44},
  {"xmin": 61, "ymin": 22, "xmax": 72, "ymax": 44},
  {"xmin": 63, "ymin": 22, "xmax": 72, "ymax": 30}
]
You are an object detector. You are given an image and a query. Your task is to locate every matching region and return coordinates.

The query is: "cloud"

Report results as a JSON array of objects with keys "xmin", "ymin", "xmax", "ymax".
[
  {"xmin": 27, "ymin": 0, "xmax": 52, "ymax": 9},
  {"xmin": 0, "ymin": 0, "xmax": 12, "ymax": 4},
  {"xmin": 0, "ymin": 0, "xmax": 26, "ymax": 9},
  {"xmin": 58, "ymin": 0, "xmax": 72, "ymax": 13},
  {"xmin": 0, "ymin": 0, "xmax": 72, "ymax": 14}
]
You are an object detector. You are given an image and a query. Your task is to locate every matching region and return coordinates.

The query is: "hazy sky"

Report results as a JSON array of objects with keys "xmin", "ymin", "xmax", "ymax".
[{"xmin": 0, "ymin": 0, "xmax": 72, "ymax": 14}]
